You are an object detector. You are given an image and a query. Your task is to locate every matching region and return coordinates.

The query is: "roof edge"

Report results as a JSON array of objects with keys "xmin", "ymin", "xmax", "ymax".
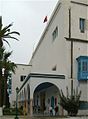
[
  {"xmin": 31, "ymin": 1, "xmax": 62, "ymax": 59},
  {"xmin": 18, "ymin": 72, "xmax": 65, "ymax": 93}
]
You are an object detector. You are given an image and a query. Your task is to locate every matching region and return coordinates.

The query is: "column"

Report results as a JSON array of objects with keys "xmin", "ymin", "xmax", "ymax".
[{"xmin": 30, "ymin": 99, "xmax": 33, "ymax": 117}]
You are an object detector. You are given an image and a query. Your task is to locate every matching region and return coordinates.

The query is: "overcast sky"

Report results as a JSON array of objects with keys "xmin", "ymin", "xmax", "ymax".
[{"xmin": 0, "ymin": 0, "xmax": 58, "ymax": 64}]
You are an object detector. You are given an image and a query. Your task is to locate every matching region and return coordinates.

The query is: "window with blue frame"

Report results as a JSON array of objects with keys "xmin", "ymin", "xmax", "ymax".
[
  {"xmin": 82, "ymin": 61, "xmax": 88, "ymax": 71},
  {"xmin": 76, "ymin": 56, "xmax": 88, "ymax": 80},
  {"xmin": 78, "ymin": 62, "xmax": 81, "ymax": 72},
  {"xmin": 79, "ymin": 18, "xmax": 85, "ymax": 33}
]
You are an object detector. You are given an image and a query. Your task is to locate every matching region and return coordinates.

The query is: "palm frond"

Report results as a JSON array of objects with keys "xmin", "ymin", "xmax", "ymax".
[
  {"xmin": 4, "ymin": 51, "xmax": 12, "ymax": 60},
  {"xmin": 0, "ymin": 23, "xmax": 13, "ymax": 37},
  {"xmin": 0, "ymin": 47, "xmax": 5, "ymax": 60},
  {"xmin": 0, "ymin": 22, "xmax": 20, "ymax": 47},
  {"xmin": 3, "ymin": 36, "xmax": 19, "ymax": 41},
  {"xmin": 5, "ymin": 61, "xmax": 17, "ymax": 74},
  {"xmin": 1, "ymin": 23, "xmax": 13, "ymax": 32},
  {"xmin": 3, "ymin": 39, "xmax": 10, "ymax": 47},
  {"xmin": 4, "ymin": 31, "xmax": 20, "ymax": 36}
]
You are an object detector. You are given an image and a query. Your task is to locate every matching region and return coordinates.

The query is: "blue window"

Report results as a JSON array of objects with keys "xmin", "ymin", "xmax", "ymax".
[
  {"xmin": 82, "ymin": 61, "xmax": 88, "ymax": 71},
  {"xmin": 76, "ymin": 56, "xmax": 88, "ymax": 80},
  {"xmin": 79, "ymin": 18, "xmax": 85, "ymax": 33}
]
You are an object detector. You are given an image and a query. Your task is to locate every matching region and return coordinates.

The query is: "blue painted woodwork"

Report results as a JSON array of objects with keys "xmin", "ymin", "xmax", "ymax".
[
  {"xmin": 76, "ymin": 56, "xmax": 88, "ymax": 80},
  {"xmin": 51, "ymin": 96, "xmax": 54, "ymax": 109},
  {"xmin": 79, "ymin": 102, "xmax": 88, "ymax": 110}
]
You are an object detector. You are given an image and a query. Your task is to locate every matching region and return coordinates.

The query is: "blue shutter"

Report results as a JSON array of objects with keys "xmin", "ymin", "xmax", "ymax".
[{"xmin": 76, "ymin": 56, "xmax": 88, "ymax": 80}]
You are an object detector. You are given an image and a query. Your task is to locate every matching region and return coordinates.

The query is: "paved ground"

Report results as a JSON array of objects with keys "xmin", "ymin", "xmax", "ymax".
[{"xmin": 0, "ymin": 116, "xmax": 88, "ymax": 119}]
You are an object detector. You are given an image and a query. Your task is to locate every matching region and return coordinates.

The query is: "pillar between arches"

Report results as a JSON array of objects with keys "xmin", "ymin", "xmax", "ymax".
[{"xmin": 30, "ymin": 98, "xmax": 33, "ymax": 117}]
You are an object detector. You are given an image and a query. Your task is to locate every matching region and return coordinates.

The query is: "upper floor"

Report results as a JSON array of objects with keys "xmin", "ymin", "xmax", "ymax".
[{"xmin": 29, "ymin": 0, "xmax": 88, "ymax": 78}]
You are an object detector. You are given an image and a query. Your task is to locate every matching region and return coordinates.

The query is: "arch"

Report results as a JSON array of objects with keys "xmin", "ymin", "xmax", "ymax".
[
  {"xmin": 32, "ymin": 81, "xmax": 60, "ymax": 96},
  {"xmin": 30, "ymin": 76, "xmax": 65, "ymax": 99},
  {"xmin": 33, "ymin": 82, "xmax": 60, "ymax": 114}
]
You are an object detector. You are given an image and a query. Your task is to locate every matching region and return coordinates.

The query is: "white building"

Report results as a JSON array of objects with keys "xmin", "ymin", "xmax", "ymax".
[
  {"xmin": 9, "ymin": 64, "xmax": 32, "ymax": 107},
  {"xmin": 17, "ymin": 0, "xmax": 88, "ymax": 117}
]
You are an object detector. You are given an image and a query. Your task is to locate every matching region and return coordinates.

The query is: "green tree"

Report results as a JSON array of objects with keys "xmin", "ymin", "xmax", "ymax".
[
  {"xmin": 0, "ymin": 16, "xmax": 20, "ymax": 109},
  {"xmin": 2, "ymin": 49, "xmax": 17, "ymax": 107},
  {"xmin": 0, "ymin": 47, "xmax": 17, "ymax": 107},
  {"xmin": 0, "ymin": 17, "xmax": 20, "ymax": 47},
  {"xmin": 0, "ymin": 47, "xmax": 5, "ymax": 107},
  {"xmin": 58, "ymin": 86, "xmax": 81, "ymax": 116}
]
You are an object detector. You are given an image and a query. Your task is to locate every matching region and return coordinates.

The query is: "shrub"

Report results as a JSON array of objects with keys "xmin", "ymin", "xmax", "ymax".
[{"xmin": 3, "ymin": 108, "xmax": 23, "ymax": 115}]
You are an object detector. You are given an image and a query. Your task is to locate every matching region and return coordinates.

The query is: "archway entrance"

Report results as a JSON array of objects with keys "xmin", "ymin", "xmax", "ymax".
[{"xmin": 33, "ymin": 82, "xmax": 60, "ymax": 115}]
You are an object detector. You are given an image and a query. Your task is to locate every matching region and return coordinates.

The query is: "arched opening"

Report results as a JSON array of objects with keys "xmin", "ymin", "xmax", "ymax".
[{"xmin": 33, "ymin": 82, "xmax": 61, "ymax": 116}]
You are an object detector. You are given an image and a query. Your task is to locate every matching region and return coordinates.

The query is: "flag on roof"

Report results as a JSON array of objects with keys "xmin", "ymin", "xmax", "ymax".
[{"xmin": 43, "ymin": 16, "xmax": 47, "ymax": 23}]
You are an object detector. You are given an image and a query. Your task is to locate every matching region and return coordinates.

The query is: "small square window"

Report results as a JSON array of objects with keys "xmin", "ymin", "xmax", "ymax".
[
  {"xmin": 79, "ymin": 18, "xmax": 85, "ymax": 33},
  {"xmin": 52, "ymin": 65, "xmax": 57, "ymax": 71},
  {"xmin": 20, "ymin": 75, "xmax": 26, "ymax": 82},
  {"xmin": 52, "ymin": 26, "xmax": 58, "ymax": 40}
]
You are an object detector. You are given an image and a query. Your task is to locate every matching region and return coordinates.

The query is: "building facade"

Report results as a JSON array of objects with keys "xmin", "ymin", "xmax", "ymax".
[
  {"xmin": 9, "ymin": 64, "xmax": 31, "ymax": 107},
  {"xmin": 17, "ymin": 0, "xmax": 88, "ymax": 116}
]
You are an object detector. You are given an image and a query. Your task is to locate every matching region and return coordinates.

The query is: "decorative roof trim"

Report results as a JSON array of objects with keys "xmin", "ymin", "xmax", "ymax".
[
  {"xmin": 18, "ymin": 72, "xmax": 65, "ymax": 93},
  {"xmin": 71, "ymin": 1, "xmax": 88, "ymax": 6},
  {"xmin": 32, "ymin": 2, "xmax": 62, "ymax": 59},
  {"xmin": 16, "ymin": 64, "xmax": 32, "ymax": 66},
  {"xmin": 76, "ymin": 56, "xmax": 88, "ymax": 61}
]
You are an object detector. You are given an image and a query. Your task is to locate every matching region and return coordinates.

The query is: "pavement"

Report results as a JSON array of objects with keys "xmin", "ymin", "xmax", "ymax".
[{"xmin": 0, "ymin": 116, "xmax": 88, "ymax": 119}]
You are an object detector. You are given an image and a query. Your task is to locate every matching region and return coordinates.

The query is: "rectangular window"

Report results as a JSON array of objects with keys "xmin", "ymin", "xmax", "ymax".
[
  {"xmin": 52, "ymin": 26, "xmax": 58, "ymax": 40},
  {"xmin": 82, "ymin": 61, "xmax": 87, "ymax": 71},
  {"xmin": 79, "ymin": 18, "xmax": 85, "ymax": 33},
  {"xmin": 20, "ymin": 75, "xmax": 26, "ymax": 82},
  {"xmin": 52, "ymin": 65, "xmax": 57, "ymax": 71}
]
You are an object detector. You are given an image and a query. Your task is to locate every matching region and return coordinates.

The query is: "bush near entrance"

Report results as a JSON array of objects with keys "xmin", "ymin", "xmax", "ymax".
[
  {"xmin": 3, "ymin": 108, "xmax": 23, "ymax": 115},
  {"xmin": 58, "ymin": 86, "xmax": 81, "ymax": 116}
]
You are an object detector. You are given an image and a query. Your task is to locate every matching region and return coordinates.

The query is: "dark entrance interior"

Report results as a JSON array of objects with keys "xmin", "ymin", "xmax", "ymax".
[{"xmin": 33, "ymin": 82, "xmax": 55, "ymax": 113}]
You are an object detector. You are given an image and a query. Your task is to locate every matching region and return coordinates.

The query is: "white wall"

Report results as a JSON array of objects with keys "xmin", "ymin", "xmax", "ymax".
[
  {"xmin": 18, "ymin": 0, "xmax": 88, "ymax": 113},
  {"xmin": 10, "ymin": 64, "xmax": 31, "ymax": 107},
  {"xmin": 30, "ymin": 0, "xmax": 88, "ymax": 93}
]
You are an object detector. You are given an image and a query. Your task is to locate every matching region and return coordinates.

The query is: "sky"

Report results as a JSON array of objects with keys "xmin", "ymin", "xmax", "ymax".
[{"xmin": 0, "ymin": 0, "xmax": 58, "ymax": 64}]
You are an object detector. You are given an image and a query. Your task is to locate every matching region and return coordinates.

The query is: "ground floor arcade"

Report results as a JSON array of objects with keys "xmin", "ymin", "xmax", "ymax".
[
  {"xmin": 18, "ymin": 73, "xmax": 88, "ymax": 117},
  {"xmin": 18, "ymin": 73, "xmax": 66, "ymax": 117}
]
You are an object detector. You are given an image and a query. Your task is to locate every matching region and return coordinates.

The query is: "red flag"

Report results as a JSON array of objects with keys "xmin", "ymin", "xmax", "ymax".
[{"xmin": 43, "ymin": 16, "xmax": 47, "ymax": 23}]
